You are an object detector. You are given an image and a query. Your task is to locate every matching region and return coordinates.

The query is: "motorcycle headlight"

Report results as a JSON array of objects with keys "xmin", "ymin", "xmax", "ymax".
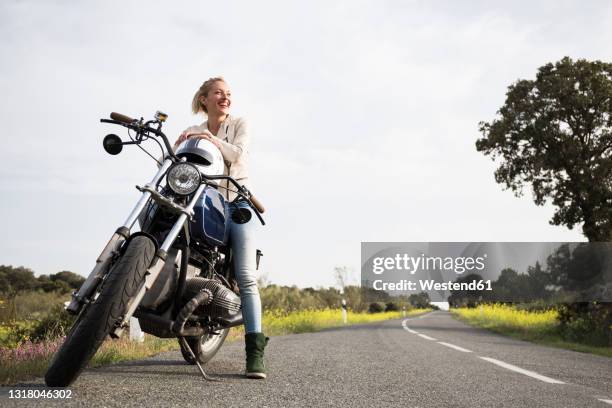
[{"xmin": 167, "ymin": 163, "xmax": 201, "ymax": 195}]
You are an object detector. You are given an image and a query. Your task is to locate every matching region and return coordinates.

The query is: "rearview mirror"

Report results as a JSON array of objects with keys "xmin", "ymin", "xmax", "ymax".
[{"xmin": 103, "ymin": 134, "xmax": 123, "ymax": 155}]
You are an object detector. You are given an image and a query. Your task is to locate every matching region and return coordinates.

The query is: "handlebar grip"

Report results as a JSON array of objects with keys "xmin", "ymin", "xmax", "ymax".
[
  {"xmin": 110, "ymin": 112, "xmax": 136, "ymax": 124},
  {"xmin": 250, "ymin": 195, "xmax": 265, "ymax": 214}
]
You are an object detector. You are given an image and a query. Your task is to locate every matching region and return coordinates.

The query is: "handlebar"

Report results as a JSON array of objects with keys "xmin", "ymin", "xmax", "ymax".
[
  {"xmin": 201, "ymin": 174, "xmax": 265, "ymax": 217},
  {"xmin": 249, "ymin": 194, "xmax": 265, "ymax": 214},
  {"xmin": 110, "ymin": 112, "xmax": 136, "ymax": 124},
  {"xmin": 102, "ymin": 112, "xmax": 266, "ymax": 219},
  {"xmin": 101, "ymin": 113, "xmax": 178, "ymax": 160}
]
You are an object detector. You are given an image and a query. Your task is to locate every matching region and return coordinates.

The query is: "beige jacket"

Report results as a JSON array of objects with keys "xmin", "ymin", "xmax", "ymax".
[{"xmin": 181, "ymin": 115, "xmax": 250, "ymax": 201}]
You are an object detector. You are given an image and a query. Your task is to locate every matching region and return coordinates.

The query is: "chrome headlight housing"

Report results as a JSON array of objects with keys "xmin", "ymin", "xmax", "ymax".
[{"xmin": 167, "ymin": 163, "xmax": 201, "ymax": 195}]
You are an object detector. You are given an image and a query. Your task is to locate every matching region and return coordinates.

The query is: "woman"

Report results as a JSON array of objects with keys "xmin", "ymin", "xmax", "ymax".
[{"xmin": 174, "ymin": 77, "xmax": 268, "ymax": 379}]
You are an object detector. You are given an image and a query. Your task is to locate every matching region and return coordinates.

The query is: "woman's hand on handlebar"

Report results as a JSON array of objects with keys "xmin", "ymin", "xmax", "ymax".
[
  {"xmin": 174, "ymin": 130, "xmax": 194, "ymax": 147},
  {"xmin": 174, "ymin": 129, "xmax": 222, "ymax": 150}
]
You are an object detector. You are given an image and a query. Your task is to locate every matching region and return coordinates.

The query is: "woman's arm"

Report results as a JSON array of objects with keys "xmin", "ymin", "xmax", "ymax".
[
  {"xmin": 174, "ymin": 118, "xmax": 249, "ymax": 164},
  {"xmin": 175, "ymin": 125, "xmax": 208, "ymax": 148},
  {"xmin": 217, "ymin": 118, "xmax": 249, "ymax": 164}
]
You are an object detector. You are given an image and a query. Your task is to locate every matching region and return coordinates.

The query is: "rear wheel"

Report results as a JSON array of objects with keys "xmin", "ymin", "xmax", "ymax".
[
  {"xmin": 180, "ymin": 328, "xmax": 230, "ymax": 365},
  {"xmin": 45, "ymin": 236, "xmax": 155, "ymax": 387}
]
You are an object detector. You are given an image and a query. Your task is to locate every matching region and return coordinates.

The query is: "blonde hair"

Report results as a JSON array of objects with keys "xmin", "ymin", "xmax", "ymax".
[{"xmin": 191, "ymin": 77, "xmax": 226, "ymax": 114}]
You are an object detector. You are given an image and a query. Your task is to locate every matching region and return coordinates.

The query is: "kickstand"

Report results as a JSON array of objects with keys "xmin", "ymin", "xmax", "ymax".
[{"xmin": 179, "ymin": 337, "xmax": 221, "ymax": 382}]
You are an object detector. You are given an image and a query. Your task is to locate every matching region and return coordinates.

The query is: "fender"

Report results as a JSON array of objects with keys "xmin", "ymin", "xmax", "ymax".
[{"xmin": 123, "ymin": 231, "xmax": 159, "ymax": 255}]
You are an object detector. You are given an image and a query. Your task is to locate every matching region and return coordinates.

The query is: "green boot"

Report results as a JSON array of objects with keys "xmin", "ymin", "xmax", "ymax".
[{"xmin": 245, "ymin": 333, "xmax": 269, "ymax": 379}]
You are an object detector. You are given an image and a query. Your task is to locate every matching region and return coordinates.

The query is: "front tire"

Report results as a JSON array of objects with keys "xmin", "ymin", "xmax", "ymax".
[
  {"xmin": 180, "ymin": 328, "xmax": 230, "ymax": 365},
  {"xmin": 45, "ymin": 236, "xmax": 155, "ymax": 387}
]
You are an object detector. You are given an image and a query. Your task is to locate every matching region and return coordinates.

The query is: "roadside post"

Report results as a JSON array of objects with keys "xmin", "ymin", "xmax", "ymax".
[{"xmin": 129, "ymin": 316, "xmax": 145, "ymax": 342}]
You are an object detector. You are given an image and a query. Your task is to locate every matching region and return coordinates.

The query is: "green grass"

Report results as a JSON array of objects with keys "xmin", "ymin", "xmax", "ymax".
[
  {"xmin": 263, "ymin": 307, "xmax": 431, "ymax": 335},
  {"xmin": 0, "ymin": 292, "xmax": 70, "ymax": 323},
  {"xmin": 451, "ymin": 304, "xmax": 611, "ymax": 358},
  {"xmin": 226, "ymin": 308, "xmax": 431, "ymax": 340},
  {"xmin": 90, "ymin": 336, "xmax": 179, "ymax": 367}
]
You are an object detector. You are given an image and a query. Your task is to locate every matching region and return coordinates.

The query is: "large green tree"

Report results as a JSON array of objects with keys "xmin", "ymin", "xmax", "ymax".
[{"xmin": 476, "ymin": 57, "xmax": 612, "ymax": 241}]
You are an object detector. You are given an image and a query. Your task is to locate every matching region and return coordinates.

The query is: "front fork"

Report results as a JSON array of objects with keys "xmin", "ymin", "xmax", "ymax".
[
  {"xmin": 66, "ymin": 158, "xmax": 178, "ymax": 316},
  {"xmin": 111, "ymin": 182, "xmax": 206, "ymax": 337}
]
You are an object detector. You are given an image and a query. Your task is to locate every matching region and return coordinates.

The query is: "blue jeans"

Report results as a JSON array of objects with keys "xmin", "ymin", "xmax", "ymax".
[{"xmin": 227, "ymin": 201, "xmax": 262, "ymax": 334}]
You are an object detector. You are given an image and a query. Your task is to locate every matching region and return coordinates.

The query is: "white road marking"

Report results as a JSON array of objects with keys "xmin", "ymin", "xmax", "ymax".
[
  {"xmin": 401, "ymin": 319, "xmax": 419, "ymax": 334},
  {"xmin": 401, "ymin": 315, "xmax": 571, "ymax": 388},
  {"xmin": 401, "ymin": 317, "xmax": 436, "ymax": 340},
  {"xmin": 437, "ymin": 342, "xmax": 472, "ymax": 353},
  {"xmin": 417, "ymin": 333, "xmax": 437, "ymax": 341},
  {"xmin": 598, "ymin": 399, "xmax": 612, "ymax": 405},
  {"xmin": 478, "ymin": 357, "xmax": 564, "ymax": 384}
]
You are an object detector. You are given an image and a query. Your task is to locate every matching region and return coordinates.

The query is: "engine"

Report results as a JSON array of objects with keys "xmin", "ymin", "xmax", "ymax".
[{"xmin": 182, "ymin": 277, "xmax": 241, "ymax": 321}]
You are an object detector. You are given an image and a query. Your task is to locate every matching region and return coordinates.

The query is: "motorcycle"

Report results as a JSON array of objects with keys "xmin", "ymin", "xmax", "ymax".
[{"xmin": 45, "ymin": 111, "xmax": 265, "ymax": 387}]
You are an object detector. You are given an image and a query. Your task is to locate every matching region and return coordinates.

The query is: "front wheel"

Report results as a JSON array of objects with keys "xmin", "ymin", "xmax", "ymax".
[
  {"xmin": 45, "ymin": 236, "xmax": 156, "ymax": 387},
  {"xmin": 180, "ymin": 328, "xmax": 230, "ymax": 365}
]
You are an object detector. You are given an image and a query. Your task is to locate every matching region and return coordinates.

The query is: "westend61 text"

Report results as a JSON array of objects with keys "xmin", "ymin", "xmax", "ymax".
[{"xmin": 372, "ymin": 279, "xmax": 493, "ymax": 291}]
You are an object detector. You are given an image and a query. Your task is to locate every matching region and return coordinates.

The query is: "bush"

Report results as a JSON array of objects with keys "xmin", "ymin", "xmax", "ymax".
[
  {"xmin": 36, "ymin": 276, "xmax": 71, "ymax": 293},
  {"xmin": 513, "ymin": 300, "xmax": 557, "ymax": 313},
  {"xmin": 30, "ymin": 304, "xmax": 75, "ymax": 342},
  {"xmin": 556, "ymin": 302, "xmax": 611, "ymax": 347},
  {"xmin": 0, "ymin": 321, "xmax": 37, "ymax": 348},
  {"xmin": 385, "ymin": 302, "xmax": 399, "ymax": 312},
  {"xmin": 368, "ymin": 302, "xmax": 385, "ymax": 313},
  {"xmin": 0, "ymin": 265, "xmax": 83, "ymax": 296},
  {"xmin": 50, "ymin": 271, "xmax": 85, "ymax": 290},
  {"xmin": 259, "ymin": 285, "xmax": 374, "ymax": 312},
  {"xmin": 0, "ymin": 266, "xmax": 37, "ymax": 294}
]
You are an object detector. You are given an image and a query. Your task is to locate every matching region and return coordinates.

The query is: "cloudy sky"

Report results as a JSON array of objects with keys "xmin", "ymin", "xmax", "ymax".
[{"xmin": 1, "ymin": 0, "xmax": 609, "ymax": 288}]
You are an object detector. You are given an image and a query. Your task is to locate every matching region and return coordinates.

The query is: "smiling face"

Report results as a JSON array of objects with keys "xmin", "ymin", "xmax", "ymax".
[{"xmin": 201, "ymin": 80, "xmax": 231, "ymax": 116}]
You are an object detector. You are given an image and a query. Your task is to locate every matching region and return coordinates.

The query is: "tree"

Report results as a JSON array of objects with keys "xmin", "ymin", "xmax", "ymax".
[
  {"xmin": 447, "ymin": 274, "xmax": 485, "ymax": 307},
  {"xmin": 0, "ymin": 265, "xmax": 84, "ymax": 294},
  {"xmin": 545, "ymin": 243, "xmax": 610, "ymax": 294},
  {"xmin": 476, "ymin": 57, "xmax": 612, "ymax": 241},
  {"xmin": 37, "ymin": 275, "xmax": 72, "ymax": 293},
  {"xmin": 526, "ymin": 261, "xmax": 551, "ymax": 299},
  {"xmin": 407, "ymin": 292, "xmax": 430, "ymax": 309},
  {"xmin": 493, "ymin": 268, "xmax": 544, "ymax": 302},
  {"xmin": 50, "ymin": 271, "xmax": 85, "ymax": 290},
  {"xmin": 0, "ymin": 265, "xmax": 37, "ymax": 294}
]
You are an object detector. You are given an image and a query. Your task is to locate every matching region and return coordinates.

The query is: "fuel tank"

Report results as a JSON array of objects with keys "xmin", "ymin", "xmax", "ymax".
[{"xmin": 190, "ymin": 186, "xmax": 228, "ymax": 246}]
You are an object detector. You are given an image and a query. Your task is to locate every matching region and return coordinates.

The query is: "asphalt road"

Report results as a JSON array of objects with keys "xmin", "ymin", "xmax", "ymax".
[{"xmin": 1, "ymin": 311, "xmax": 611, "ymax": 407}]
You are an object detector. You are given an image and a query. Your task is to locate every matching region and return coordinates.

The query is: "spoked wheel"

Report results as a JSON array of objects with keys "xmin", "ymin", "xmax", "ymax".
[
  {"xmin": 180, "ymin": 328, "xmax": 230, "ymax": 365},
  {"xmin": 45, "ymin": 236, "xmax": 156, "ymax": 387}
]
